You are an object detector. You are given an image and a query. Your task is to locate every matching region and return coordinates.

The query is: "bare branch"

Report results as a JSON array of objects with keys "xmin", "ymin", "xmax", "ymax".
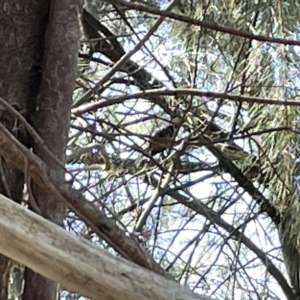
[
  {"xmin": 0, "ymin": 122, "xmax": 173, "ymax": 280},
  {"xmin": 0, "ymin": 193, "xmax": 213, "ymax": 300},
  {"xmin": 100, "ymin": 0, "xmax": 300, "ymax": 46}
]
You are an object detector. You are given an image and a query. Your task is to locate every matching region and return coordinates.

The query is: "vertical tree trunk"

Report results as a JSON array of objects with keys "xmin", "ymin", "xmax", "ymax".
[
  {"xmin": 22, "ymin": 1, "xmax": 82, "ymax": 300},
  {"xmin": 0, "ymin": 1, "xmax": 49, "ymax": 299}
]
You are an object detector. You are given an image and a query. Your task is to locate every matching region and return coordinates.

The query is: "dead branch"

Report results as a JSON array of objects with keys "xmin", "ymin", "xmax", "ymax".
[{"xmin": 0, "ymin": 193, "xmax": 213, "ymax": 300}]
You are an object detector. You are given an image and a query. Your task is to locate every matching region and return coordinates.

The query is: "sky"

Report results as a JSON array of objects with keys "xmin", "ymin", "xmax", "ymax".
[
  {"xmin": 119, "ymin": 37, "xmax": 287, "ymax": 300},
  {"xmin": 66, "ymin": 10, "xmax": 293, "ymax": 299}
]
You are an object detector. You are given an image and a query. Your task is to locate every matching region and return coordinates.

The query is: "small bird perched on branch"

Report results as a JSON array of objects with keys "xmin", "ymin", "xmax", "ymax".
[{"xmin": 148, "ymin": 116, "xmax": 182, "ymax": 156}]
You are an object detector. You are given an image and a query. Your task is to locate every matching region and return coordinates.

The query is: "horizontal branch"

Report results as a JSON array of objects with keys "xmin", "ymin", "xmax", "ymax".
[
  {"xmin": 102, "ymin": 0, "xmax": 300, "ymax": 46},
  {"xmin": 0, "ymin": 193, "xmax": 212, "ymax": 300},
  {"xmin": 72, "ymin": 88, "xmax": 300, "ymax": 116}
]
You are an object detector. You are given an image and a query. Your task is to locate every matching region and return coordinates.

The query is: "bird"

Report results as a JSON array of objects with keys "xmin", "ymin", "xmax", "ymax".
[{"xmin": 148, "ymin": 116, "xmax": 182, "ymax": 156}]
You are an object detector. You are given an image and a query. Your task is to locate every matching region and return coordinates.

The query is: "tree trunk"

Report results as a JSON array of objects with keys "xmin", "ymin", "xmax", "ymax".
[
  {"xmin": 22, "ymin": 1, "xmax": 82, "ymax": 300},
  {"xmin": 0, "ymin": 1, "xmax": 49, "ymax": 299}
]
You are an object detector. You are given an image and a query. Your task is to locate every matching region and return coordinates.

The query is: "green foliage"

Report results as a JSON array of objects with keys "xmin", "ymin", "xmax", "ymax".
[{"xmin": 67, "ymin": 0, "xmax": 300, "ymax": 299}]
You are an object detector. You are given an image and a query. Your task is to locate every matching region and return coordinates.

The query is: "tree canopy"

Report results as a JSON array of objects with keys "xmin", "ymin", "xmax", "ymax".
[{"xmin": 1, "ymin": 0, "xmax": 300, "ymax": 299}]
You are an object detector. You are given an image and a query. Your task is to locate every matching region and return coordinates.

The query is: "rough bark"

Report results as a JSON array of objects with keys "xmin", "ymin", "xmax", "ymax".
[
  {"xmin": 0, "ymin": 1, "xmax": 49, "ymax": 299},
  {"xmin": 22, "ymin": 1, "xmax": 82, "ymax": 300}
]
